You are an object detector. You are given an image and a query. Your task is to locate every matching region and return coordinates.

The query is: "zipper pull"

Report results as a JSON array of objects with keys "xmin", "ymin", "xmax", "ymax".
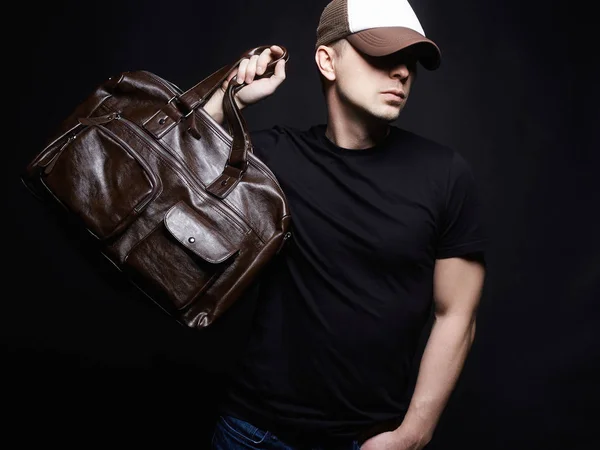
[
  {"xmin": 43, "ymin": 112, "xmax": 121, "ymax": 175},
  {"xmin": 43, "ymin": 135, "xmax": 76, "ymax": 174},
  {"xmin": 78, "ymin": 112, "xmax": 120, "ymax": 126},
  {"xmin": 276, "ymin": 231, "xmax": 292, "ymax": 255}
]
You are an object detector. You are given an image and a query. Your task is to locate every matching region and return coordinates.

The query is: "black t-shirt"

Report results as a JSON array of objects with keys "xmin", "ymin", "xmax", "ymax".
[{"xmin": 217, "ymin": 123, "xmax": 487, "ymax": 444}]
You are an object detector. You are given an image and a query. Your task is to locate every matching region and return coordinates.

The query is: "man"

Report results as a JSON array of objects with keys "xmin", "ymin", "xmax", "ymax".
[{"xmin": 203, "ymin": 0, "xmax": 487, "ymax": 448}]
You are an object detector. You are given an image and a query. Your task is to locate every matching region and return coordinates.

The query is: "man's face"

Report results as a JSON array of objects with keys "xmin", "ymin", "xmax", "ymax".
[{"xmin": 333, "ymin": 42, "xmax": 418, "ymax": 122}]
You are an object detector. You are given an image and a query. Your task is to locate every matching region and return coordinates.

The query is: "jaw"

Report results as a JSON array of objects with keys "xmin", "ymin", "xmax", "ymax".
[
  {"xmin": 327, "ymin": 85, "xmax": 405, "ymax": 132},
  {"xmin": 361, "ymin": 98, "xmax": 405, "ymax": 123}
]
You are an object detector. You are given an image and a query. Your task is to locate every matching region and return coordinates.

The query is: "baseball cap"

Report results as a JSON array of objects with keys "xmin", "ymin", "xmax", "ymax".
[{"xmin": 315, "ymin": 0, "xmax": 441, "ymax": 70}]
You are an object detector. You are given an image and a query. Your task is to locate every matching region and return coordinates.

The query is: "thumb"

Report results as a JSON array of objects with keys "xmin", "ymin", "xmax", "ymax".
[{"xmin": 272, "ymin": 59, "xmax": 286, "ymax": 82}]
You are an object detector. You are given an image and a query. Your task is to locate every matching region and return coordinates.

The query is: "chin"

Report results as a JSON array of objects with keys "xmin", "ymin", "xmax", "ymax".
[
  {"xmin": 371, "ymin": 108, "xmax": 401, "ymax": 123},
  {"xmin": 368, "ymin": 101, "xmax": 404, "ymax": 120}
]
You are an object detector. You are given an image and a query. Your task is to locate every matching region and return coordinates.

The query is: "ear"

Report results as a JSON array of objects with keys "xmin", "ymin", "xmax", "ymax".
[{"xmin": 315, "ymin": 45, "xmax": 337, "ymax": 82}]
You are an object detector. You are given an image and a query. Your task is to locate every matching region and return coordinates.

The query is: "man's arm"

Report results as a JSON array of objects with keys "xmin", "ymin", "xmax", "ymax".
[
  {"xmin": 394, "ymin": 255, "xmax": 485, "ymax": 447},
  {"xmin": 202, "ymin": 45, "xmax": 286, "ymax": 125}
]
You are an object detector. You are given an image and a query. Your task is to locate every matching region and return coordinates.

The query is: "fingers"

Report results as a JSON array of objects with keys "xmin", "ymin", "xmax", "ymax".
[
  {"xmin": 236, "ymin": 57, "xmax": 249, "ymax": 85},
  {"xmin": 256, "ymin": 45, "xmax": 283, "ymax": 76},
  {"xmin": 242, "ymin": 46, "xmax": 285, "ymax": 83},
  {"xmin": 223, "ymin": 45, "xmax": 285, "ymax": 93},
  {"xmin": 269, "ymin": 45, "xmax": 284, "ymax": 57},
  {"xmin": 235, "ymin": 54, "xmax": 259, "ymax": 85},
  {"xmin": 243, "ymin": 55, "xmax": 260, "ymax": 83}
]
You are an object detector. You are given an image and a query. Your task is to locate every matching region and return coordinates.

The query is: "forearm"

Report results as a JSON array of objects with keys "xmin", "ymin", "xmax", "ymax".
[
  {"xmin": 396, "ymin": 314, "xmax": 476, "ymax": 445},
  {"xmin": 202, "ymin": 88, "xmax": 227, "ymax": 125},
  {"xmin": 201, "ymin": 46, "xmax": 286, "ymax": 125},
  {"xmin": 202, "ymin": 87, "xmax": 246, "ymax": 126}
]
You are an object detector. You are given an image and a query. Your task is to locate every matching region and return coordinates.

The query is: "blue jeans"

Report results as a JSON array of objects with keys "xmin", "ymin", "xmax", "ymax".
[{"xmin": 211, "ymin": 415, "xmax": 361, "ymax": 450}]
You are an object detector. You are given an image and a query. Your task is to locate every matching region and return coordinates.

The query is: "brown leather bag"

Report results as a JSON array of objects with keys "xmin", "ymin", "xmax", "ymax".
[{"xmin": 21, "ymin": 46, "xmax": 291, "ymax": 330}]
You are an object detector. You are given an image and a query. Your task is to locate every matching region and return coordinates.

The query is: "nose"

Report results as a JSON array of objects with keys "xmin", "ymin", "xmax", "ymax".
[{"xmin": 390, "ymin": 63, "xmax": 411, "ymax": 82}]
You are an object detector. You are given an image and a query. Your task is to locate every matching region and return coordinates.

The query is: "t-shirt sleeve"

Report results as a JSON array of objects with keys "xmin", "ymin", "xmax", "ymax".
[{"xmin": 435, "ymin": 151, "xmax": 488, "ymax": 260}]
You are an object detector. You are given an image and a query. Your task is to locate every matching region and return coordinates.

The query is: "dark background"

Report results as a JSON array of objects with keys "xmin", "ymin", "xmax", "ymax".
[{"xmin": 7, "ymin": 1, "xmax": 598, "ymax": 448}]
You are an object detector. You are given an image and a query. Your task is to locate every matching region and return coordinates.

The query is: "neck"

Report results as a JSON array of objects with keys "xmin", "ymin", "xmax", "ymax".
[{"xmin": 324, "ymin": 95, "xmax": 390, "ymax": 150}]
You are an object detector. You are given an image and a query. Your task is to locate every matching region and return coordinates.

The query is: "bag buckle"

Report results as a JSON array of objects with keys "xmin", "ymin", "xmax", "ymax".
[{"xmin": 168, "ymin": 95, "xmax": 194, "ymax": 119}]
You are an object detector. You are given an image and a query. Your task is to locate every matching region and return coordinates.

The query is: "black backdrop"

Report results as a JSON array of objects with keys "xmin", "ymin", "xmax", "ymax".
[{"xmin": 7, "ymin": 1, "xmax": 598, "ymax": 449}]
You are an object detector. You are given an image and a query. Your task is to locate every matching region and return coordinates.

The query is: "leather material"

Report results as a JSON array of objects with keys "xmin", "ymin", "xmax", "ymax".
[{"xmin": 22, "ymin": 46, "xmax": 291, "ymax": 329}]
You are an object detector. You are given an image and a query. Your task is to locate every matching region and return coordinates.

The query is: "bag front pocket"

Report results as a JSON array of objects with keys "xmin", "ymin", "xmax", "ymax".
[
  {"xmin": 41, "ymin": 124, "xmax": 161, "ymax": 240},
  {"xmin": 124, "ymin": 200, "xmax": 241, "ymax": 311}
]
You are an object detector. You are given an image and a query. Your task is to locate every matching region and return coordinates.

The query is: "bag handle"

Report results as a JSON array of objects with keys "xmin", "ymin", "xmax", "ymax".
[
  {"xmin": 176, "ymin": 45, "xmax": 289, "ymax": 199},
  {"xmin": 177, "ymin": 45, "xmax": 288, "ymax": 113}
]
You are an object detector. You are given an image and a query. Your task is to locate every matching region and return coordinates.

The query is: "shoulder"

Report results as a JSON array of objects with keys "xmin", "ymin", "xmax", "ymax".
[
  {"xmin": 249, "ymin": 124, "xmax": 320, "ymax": 160},
  {"xmin": 390, "ymin": 126, "xmax": 455, "ymax": 160},
  {"xmin": 250, "ymin": 124, "xmax": 312, "ymax": 146},
  {"xmin": 390, "ymin": 126, "xmax": 480, "ymax": 203},
  {"xmin": 389, "ymin": 125, "xmax": 470, "ymax": 178}
]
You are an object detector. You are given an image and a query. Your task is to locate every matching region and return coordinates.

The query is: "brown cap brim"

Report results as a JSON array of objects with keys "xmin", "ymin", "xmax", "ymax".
[{"xmin": 346, "ymin": 27, "xmax": 441, "ymax": 70}]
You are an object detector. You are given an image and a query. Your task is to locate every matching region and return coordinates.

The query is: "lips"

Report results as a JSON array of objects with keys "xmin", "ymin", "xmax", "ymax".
[{"xmin": 381, "ymin": 89, "xmax": 406, "ymax": 99}]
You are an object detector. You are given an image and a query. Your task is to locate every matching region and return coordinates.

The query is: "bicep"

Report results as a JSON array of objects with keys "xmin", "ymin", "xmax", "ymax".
[{"xmin": 433, "ymin": 256, "xmax": 485, "ymax": 318}]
